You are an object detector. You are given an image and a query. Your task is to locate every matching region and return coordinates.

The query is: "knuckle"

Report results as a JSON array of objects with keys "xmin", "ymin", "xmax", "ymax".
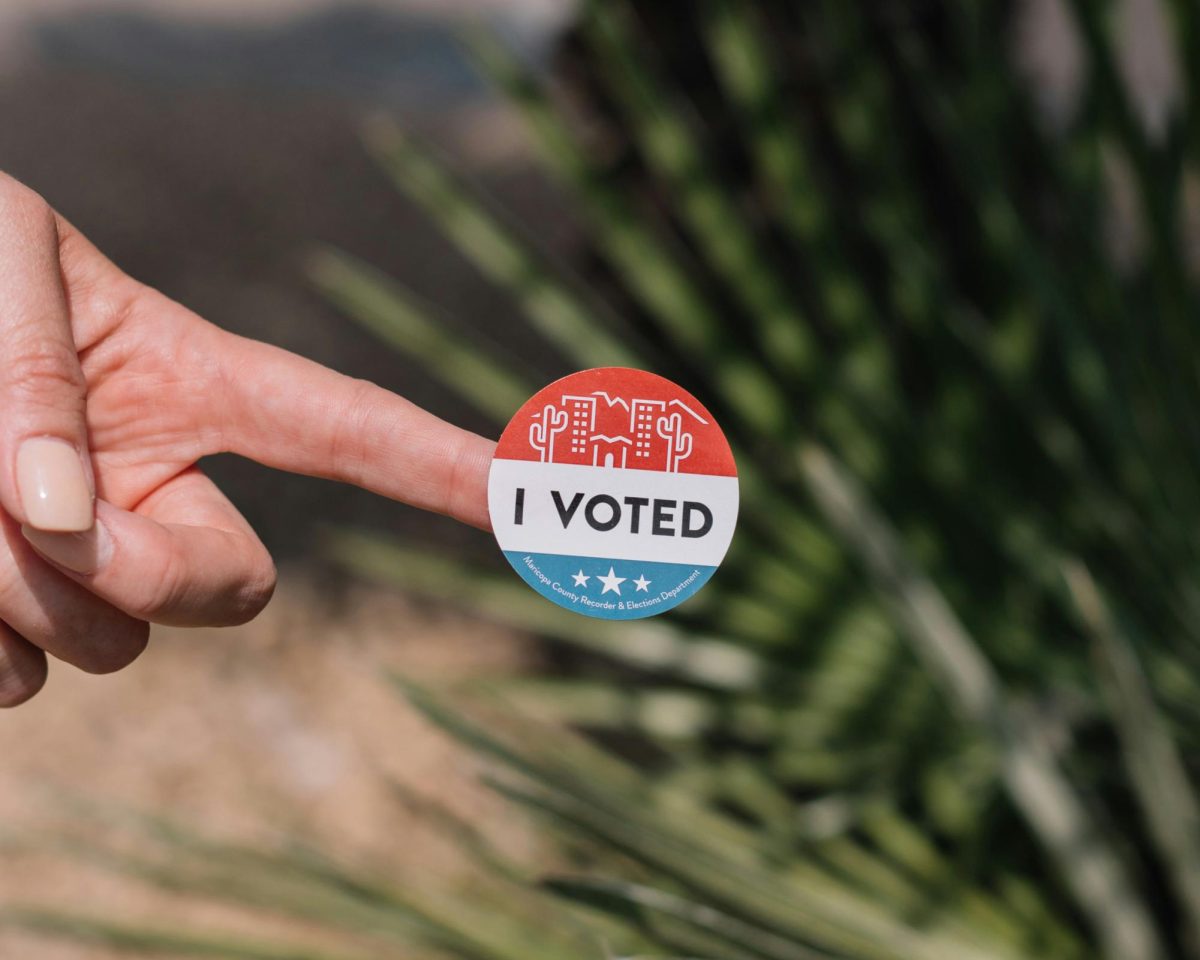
[
  {"xmin": 444, "ymin": 433, "xmax": 472, "ymax": 518},
  {"xmin": 73, "ymin": 617, "xmax": 149, "ymax": 675},
  {"xmin": 0, "ymin": 641, "xmax": 47, "ymax": 708},
  {"xmin": 0, "ymin": 174, "xmax": 53, "ymax": 227},
  {"xmin": 126, "ymin": 544, "xmax": 184, "ymax": 622},
  {"xmin": 0, "ymin": 675, "xmax": 43, "ymax": 708},
  {"xmin": 328, "ymin": 379, "xmax": 377, "ymax": 486},
  {"xmin": 5, "ymin": 336, "xmax": 86, "ymax": 404},
  {"xmin": 223, "ymin": 546, "xmax": 277, "ymax": 626},
  {"xmin": 0, "ymin": 672, "xmax": 44, "ymax": 708}
]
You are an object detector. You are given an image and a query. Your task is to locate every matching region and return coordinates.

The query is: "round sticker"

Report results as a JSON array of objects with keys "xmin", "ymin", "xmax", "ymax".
[{"xmin": 488, "ymin": 368, "xmax": 739, "ymax": 620}]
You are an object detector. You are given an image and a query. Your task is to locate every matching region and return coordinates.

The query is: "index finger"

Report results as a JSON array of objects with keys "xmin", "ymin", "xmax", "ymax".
[{"xmin": 209, "ymin": 326, "xmax": 495, "ymax": 531}]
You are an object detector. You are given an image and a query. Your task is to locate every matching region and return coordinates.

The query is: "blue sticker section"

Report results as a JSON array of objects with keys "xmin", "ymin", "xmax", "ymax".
[{"xmin": 504, "ymin": 551, "xmax": 715, "ymax": 620}]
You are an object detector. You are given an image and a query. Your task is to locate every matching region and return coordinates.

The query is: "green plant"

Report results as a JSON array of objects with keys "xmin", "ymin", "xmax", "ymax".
[{"xmin": 12, "ymin": 1, "xmax": 1200, "ymax": 958}]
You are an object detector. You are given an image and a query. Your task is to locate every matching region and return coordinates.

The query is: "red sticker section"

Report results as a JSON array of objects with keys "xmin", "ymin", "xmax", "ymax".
[{"xmin": 493, "ymin": 367, "xmax": 737, "ymax": 477}]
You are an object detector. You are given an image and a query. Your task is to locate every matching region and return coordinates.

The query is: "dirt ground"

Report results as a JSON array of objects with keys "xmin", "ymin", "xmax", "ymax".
[{"xmin": 0, "ymin": 572, "xmax": 533, "ymax": 959}]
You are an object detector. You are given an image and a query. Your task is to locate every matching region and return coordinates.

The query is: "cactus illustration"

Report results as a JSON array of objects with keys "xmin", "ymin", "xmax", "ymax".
[
  {"xmin": 529, "ymin": 403, "xmax": 568, "ymax": 462},
  {"xmin": 656, "ymin": 411, "xmax": 694, "ymax": 472}
]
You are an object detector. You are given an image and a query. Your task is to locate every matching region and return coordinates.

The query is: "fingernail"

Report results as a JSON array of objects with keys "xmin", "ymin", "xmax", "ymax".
[
  {"xmin": 22, "ymin": 517, "xmax": 111, "ymax": 575},
  {"xmin": 16, "ymin": 437, "xmax": 94, "ymax": 532}
]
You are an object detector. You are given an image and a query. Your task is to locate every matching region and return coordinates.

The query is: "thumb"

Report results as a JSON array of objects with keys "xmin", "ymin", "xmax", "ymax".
[{"xmin": 0, "ymin": 176, "xmax": 93, "ymax": 533}]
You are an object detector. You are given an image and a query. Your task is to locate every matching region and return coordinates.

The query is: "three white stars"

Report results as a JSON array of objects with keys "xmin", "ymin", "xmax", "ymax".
[{"xmin": 575, "ymin": 567, "xmax": 651, "ymax": 596}]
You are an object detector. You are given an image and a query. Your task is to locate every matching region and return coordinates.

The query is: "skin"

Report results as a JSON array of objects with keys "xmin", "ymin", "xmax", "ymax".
[{"xmin": 0, "ymin": 172, "xmax": 495, "ymax": 706}]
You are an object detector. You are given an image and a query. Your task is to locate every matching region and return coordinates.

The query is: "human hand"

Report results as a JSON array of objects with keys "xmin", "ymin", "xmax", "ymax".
[{"xmin": 0, "ymin": 173, "xmax": 495, "ymax": 706}]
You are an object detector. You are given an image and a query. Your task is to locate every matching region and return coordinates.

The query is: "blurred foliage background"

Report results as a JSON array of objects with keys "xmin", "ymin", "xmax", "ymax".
[{"xmin": 6, "ymin": 0, "xmax": 1200, "ymax": 959}]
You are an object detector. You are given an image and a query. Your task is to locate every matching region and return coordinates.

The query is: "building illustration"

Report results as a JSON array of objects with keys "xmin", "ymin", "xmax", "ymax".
[{"xmin": 528, "ymin": 390, "xmax": 706, "ymax": 472}]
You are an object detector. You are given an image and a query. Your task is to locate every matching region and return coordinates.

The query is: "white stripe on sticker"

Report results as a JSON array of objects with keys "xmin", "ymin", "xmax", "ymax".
[{"xmin": 488, "ymin": 459, "xmax": 739, "ymax": 566}]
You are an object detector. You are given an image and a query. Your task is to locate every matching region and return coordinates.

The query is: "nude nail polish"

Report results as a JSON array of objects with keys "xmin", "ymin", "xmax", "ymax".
[{"xmin": 16, "ymin": 437, "xmax": 94, "ymax": 532}]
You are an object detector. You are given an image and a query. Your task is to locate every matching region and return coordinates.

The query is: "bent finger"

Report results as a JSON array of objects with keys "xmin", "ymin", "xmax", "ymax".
[
  {"xmin": 24, "ymin": 467, "xmax": 276, "ymax": 628},
  {"xmin": 0, "ymin": 510, "xmax": 147, "ymax": 674}
]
